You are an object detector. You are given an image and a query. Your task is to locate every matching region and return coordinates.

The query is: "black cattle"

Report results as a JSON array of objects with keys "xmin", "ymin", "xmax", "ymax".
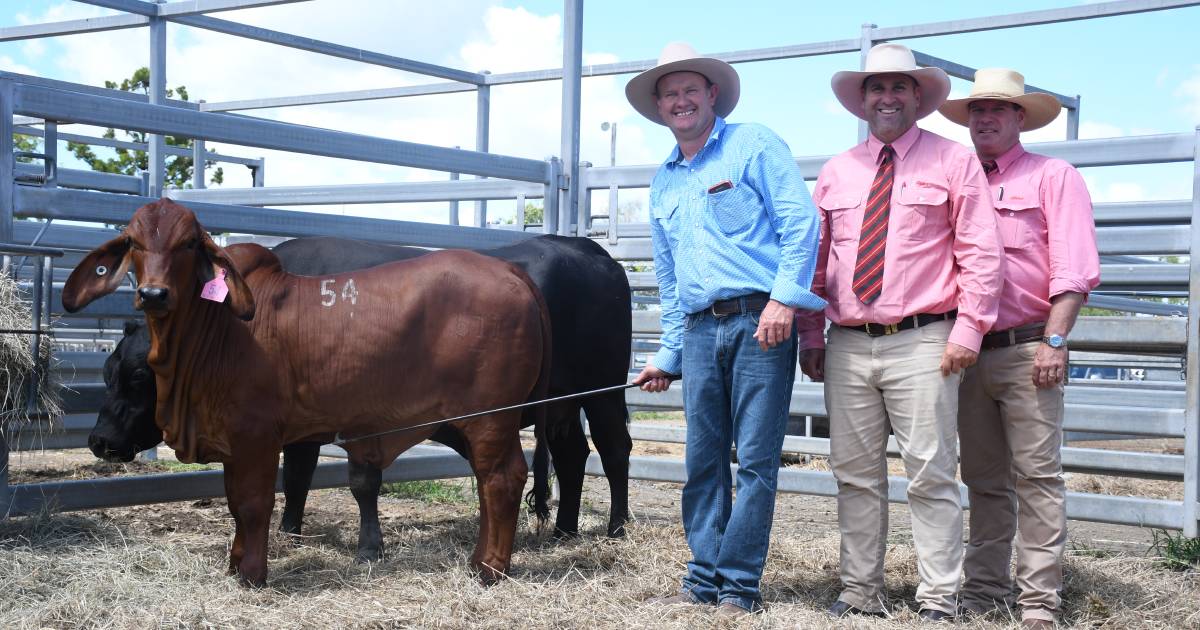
[{"xmin": 89, "ymin": 234, "xmax": 633, "ymax": 538}]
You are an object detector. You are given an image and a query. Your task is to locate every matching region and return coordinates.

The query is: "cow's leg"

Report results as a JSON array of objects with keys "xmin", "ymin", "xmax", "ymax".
[
  {"xmin": 223, "ymin": 454, "xmax": 278, "ymax": 587},
  {"xmin": 280, "ymin": 441, "xmax": 321, "ymax": 536},
  {"xmin": 583, "ymin": 393, "xmax": 632, "ymax": 537},
  {"xmin": 348, "ymin": 459, "xmax": 384, "ymax": 562},
  {"xmin": 545, "ymin": 402, "xmax": 588, "ymax": 539},
  {"xmin": 462, "ymin": 411, "xmax": 527, "ymax": 585}
]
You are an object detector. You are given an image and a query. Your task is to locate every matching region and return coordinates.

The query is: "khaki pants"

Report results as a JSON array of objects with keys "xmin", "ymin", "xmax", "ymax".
[
  {"xmin": 958, "ymin": 342, "xmax": 1065, "ymax": 623},
  {"xmin": 825, "ymin": 320, "xmax": 963, "ymax": 614}
]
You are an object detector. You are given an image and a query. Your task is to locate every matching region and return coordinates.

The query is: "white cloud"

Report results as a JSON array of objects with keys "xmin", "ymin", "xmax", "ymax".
[{"xmin": 1176, "ymin": 66, "xmax": 1200, "ymax": 124}]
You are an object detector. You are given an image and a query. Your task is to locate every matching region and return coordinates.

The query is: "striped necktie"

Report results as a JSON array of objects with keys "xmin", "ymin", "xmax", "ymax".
[
  {"xmin": 852, "ymin": 144, "xmax": 895, "ymax": 304},
  {"xmin": 982, "ymin": 160, "xmax": 998, "ymax": 176}
]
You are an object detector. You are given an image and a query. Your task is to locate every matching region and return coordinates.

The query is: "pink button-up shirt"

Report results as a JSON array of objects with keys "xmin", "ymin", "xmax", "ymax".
[
  {"xmin": 796, "ymin": 125, "xmax": 1004, "ymax": 352},
  {"xmin": 986, "ymin": 142, "xmax": 1100, "ymax": 331}
]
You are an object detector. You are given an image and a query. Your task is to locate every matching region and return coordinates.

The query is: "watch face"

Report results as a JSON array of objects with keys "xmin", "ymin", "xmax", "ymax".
[{"xmin": 1046, "ymin": 334, "xmax": 1065, "ymax": 348}]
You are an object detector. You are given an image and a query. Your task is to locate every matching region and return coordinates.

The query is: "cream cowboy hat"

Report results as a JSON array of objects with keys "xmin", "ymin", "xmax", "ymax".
[
  {"xmin": 625, "ymin": 42, "xmax": 740, "ymax": 125},
  {"xmin": 831, "ymin": 43, "xmax": 950, "ymax": 121},
  {"xmin": 938, "ymin": 68, "xmax": 1062, "ymax": 131}
]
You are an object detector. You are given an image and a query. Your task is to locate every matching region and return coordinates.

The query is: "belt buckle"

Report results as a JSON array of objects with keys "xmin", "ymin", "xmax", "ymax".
[
  {"xmin": 883, "ymin": 323, "xmax": 899, "ymax": 335},
  {"xmin": 710, "ymin": 303, "xmax": 727, "ymax": 318}
]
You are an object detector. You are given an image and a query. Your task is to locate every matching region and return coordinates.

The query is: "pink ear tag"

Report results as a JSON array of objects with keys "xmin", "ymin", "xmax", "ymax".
[{"xmin": 200, "ymin": 268, "xmax": 230, "ymax": 303}]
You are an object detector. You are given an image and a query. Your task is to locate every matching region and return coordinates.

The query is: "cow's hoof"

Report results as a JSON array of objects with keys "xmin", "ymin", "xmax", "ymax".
[
  {"xmin": 552, "ymin": 527, "xmax": 579, "ymax": 541},
  {"xmin": 477, "ymin": 569, "xmax": 505, "ymax": 586},
  {"xmin": 237, "ymin": 574, "xmax": 267, "ymax": 588},
  {"xmin": 355, "ymin": 547, "xmax": 383, "ymax": 563},
  {"xmin": 606, "ymin": 524, "xmax": 627, "ymax": 538}
]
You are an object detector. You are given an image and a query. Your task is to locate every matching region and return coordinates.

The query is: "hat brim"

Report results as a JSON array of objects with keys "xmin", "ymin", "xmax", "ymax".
[
  {"xmin": 830, "ymin": 67, "xmax": 951, "ymax": 121},
  {"xmin": 625, "ymin": 57, "xmax": 740, "ymax": 125},
  {"xmin": 938, "ymin": 92, "xmax": 1062, "ymax": 131}
]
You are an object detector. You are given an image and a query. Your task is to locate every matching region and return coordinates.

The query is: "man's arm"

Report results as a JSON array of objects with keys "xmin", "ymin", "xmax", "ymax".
[
  {"xmin": 1034, "ymin": 292, "xmax": 1085, "ymax": 388},
  {"xmin": 646, "ymin": 184, "xmax": 684, "ymax": 383},
  {"xmin": 942, "ymin": 152, "xmax": 1005, "ymax": 375}
]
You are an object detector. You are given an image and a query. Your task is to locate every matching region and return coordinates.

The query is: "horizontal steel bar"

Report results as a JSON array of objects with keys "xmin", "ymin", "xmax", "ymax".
[
  {"xmin": 13, "ymin": 84, "xmax": 546, "ymax": 182},
  {"xmin": 1098, "ymin": 263, "xmax": 1189, "ymax": 288},
  {"xmin": 16, "ymin": 163, "xmax": 143, "ymax": 194},
  {"xmin": 73, "ymin": 0, "xmax": 158, "ymax": 18},
  {"xmin": 5, "ymin": 450, "xmax": 473, "ymax": 517},
  {"xmin": 619, "ymin": 423, "xmax": 1184, "ymax": 479},
  {"xmin": 13, "ymin": 221, "xmax": 120, "ymax": 251},
  {"xmin": 0, "ymin": 242, "xmax": 64, "ymax": 257},
  {"xmin": 156, "ymin": 0, "xmax": 312, "ymax": 18},
  {"xmin": 15, "ymin": 125, "xmax": 265, "ymax": 167},
  {"xmin": 912, "ymin": 51, "xmax": 1077, "ymax": 108},
  {"xmin": 169, "ymin": 178, "xmax": 545, "ymax": 206},
  {"xmin": 16, "ymin": 188, "xmax": 535, "ymax": 250},
  {"xmin": 585, "ymin": 454, "xmax": 1183, "ymax": 530},
  {"xmin": 1028, "ymin": 133, "xmax": 1195, "ymax": 166},
  {"xmin": 0, "ymin": 14, "xmax": 147, "ymax": 42},
  {"xmin": 201, "ymin": 83, "xmax": 478, "ymax": 112},
  {"xmin": 170, "ymin": 14, "xmax": 485, "ymax": 85},
  {"xmin": 1093, "ymin": 200, "xmax": 1192, "ymax": 224},
  {"xmin": 872, "ymin": 0, "xmax": 1200, "ymax": 41},
  {"xmin": 0, "ymin": 70, "xmax": 196, "ymax": 109}
]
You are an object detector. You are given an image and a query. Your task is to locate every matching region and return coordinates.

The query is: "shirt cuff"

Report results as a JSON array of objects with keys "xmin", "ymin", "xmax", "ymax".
[
  {"xmin": 1049, "ymin": 276, "xmax": 1094, "ymax": 299},
  {"xmin": 770, "ymin": 277, "xmax": 829, "ymax": 312},
  {"xmin": 797, "ymin": 328, "xmax": 826, "ymax": 351},
  {"xmin": 652, "ymin": 346, "xmax": 683, "ymax": 377},
  {"xmin": 948, "ymin": 320, "xmax": 985, "ymax": 352}
]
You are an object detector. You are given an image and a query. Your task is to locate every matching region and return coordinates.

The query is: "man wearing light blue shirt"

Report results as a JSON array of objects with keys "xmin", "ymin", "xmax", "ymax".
[{"xmin": 628, "ymin": 42, "xmax": 824, "ymax": 616}]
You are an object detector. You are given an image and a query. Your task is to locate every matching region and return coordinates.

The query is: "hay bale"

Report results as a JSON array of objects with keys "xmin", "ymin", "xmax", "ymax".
[{"xmin": 0, "ymin": 269, "xmax": 62, "ymax": 431}]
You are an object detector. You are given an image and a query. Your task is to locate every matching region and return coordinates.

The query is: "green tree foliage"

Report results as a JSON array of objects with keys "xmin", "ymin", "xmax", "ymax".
[
  {"xmin": 13, "ymin": 134, "xmax": 40, "ymax": 163},
  {"xmin": 67, "ymin": 67, "xmax": 223, "ymax": 188}
]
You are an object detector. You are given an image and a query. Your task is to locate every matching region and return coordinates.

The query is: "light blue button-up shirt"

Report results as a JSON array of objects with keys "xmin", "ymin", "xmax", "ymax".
[{"xmin": 649, "ymin": 117, "xmax": 826, "ymax": 375}]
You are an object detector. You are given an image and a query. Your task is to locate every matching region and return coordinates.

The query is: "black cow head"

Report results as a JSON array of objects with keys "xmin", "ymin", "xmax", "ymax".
[{"xmin": 88, "ymin": 320, "xmax": 162, "ymax": 462}]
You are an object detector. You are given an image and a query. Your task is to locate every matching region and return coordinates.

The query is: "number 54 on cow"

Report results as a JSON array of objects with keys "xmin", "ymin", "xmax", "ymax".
[{"xmin": 320, "ymin": 278, "xmax": 359, "ymax": 307}]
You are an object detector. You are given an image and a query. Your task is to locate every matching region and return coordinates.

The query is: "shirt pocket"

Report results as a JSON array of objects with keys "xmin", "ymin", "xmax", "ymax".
[
  {"xmin": 993, "ymin": 189, "xmax": 1043, "ymax": 251},
  {"xmin": 818, "ymin": 192, "xmax": 863, "ymax": 244},
  {"xmin": 898, "ymin": 184, "xmax": 950, "ymax": 241},
  {"xmin": 706, "ymin": 177, "xmax": 759, "ymax": 235}
]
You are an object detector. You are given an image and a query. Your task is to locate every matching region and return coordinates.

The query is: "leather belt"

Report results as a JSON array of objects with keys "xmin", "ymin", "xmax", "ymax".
[
  {"xmin": 981, "ymin": 322, "xmax": 1046, "ymax": 350},
  {"xmin": 841, "ymin": 310, "xmax": 958, "ymax": 337},
  {"xmin": 708, "ymin": 292, "xmax": 771, "ymax": 317}
]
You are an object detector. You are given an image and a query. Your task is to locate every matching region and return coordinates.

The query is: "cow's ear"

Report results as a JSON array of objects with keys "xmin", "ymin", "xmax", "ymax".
[
  {"xmin": 198, "ymin": 230, "xmax": 256, "ymax": 321},
  {"xmin": 62, "ymin": 234, "xmax": 131, "ymax": 312}
]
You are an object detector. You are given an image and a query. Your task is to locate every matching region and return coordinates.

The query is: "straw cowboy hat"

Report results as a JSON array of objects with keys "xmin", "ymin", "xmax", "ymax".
[
  {"xmin": 939, "ymin": 68, "xmax": 1062, "ymax": 131},
  {"xmin": 831, "ymin": 43, "xmax": 950, "ymax": 121},
  {"xmin": 625, "ymin": 42, "xmax": 740, "ymax": 125}
]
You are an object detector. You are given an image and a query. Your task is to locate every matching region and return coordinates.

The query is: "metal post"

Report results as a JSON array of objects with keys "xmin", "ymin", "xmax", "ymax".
[
  {"xmin": 608, "ymin": 183, "xmax": 619, "ymax": 245},
  {"xmin": 1066, "ymin": 96, "xmax": 1080, "ymax": 141},
  {"xmin": 1185, "ymin": 125, "xmax": 1200, "ymax": 537},
  {"xmin": 0, "ymin": 80, "xmax": 13, "ymax": 243},
  {"xmin": 449, "ymin": 145, "xmax": 460, "ymax": 225},
  {"xmin": 251, "ymin": 159, "xmax": 265, "ymax": 187},
  {"xmin": 43, "ymin": 121, "xmax": 57, "ymax": 189},
  {"xmin": 192, "ymin": 100, "xmax": 206, "ymax": 189},
  {"xmin": 516, "ymin": 193, "xmax": 526, "ymax": 231},
  {"xmin": 857, "ymin": 23, "xmax": 875, "ymax": 143},
  {"xmin": 475, "ymin": 77, "xmax": 490, "ymax": 228},
  {"xmin": 559, "ymin": 0, "xmax": 583, "ymax": 236},
  {"xmin": 26, "ymin": 256, "xmax": 43, "ymax": 414},
  {"xmin": 544, "ymin": 156, "xmax": 561, "ymax": 235},
  {"xmin": 148, "ymin": 4, "xmax": 167, "ymax": 198},
  {"xmin": 579, "ymin": 162, "xmax": 591, "ymax": 234}
]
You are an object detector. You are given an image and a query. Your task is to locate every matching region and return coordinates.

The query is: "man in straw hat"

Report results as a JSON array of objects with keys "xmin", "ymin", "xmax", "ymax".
[
  {"xmin": 628, "ymin": 41, "xmax": 825, "ymax": 616},
  {"xmin": 795, "ymin": 42, "xmax": 1004, "ymax": 621},
  {"xmin": 940, "ymin": 68, "xmax": 1099, "ymax": 630}
]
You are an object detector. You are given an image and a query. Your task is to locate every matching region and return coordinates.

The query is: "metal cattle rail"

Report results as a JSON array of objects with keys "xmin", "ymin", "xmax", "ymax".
[{"xmin": 0, "ymin": 0, "xmax": 1197, "ymax": 539}]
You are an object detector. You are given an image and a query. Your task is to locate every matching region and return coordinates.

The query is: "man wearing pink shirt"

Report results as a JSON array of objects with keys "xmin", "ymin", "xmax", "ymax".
[
  {"xmin": 940, "ymin": 69, "xmax": 1100, "ymax": 630},
  {"xmin": 796, "ymin": 43, "xmax": 1004, "ymax": 621}
]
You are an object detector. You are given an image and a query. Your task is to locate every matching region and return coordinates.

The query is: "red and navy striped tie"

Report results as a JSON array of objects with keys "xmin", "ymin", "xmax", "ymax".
[{"xmin": 852, "ymin": 145, "xmax": 895, "ymax": 304}]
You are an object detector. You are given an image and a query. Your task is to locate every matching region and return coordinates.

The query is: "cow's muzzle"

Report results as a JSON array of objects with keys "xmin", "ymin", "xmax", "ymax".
[{"xmin": 137, "ymin": 286, "xmax": 169, "ymax": 311}]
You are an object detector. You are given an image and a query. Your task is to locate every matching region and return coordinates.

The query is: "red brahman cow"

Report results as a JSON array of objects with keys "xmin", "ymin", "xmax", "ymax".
[{"xmin": 61, "ymin": 199, "xmax": 550, "ymax": 586}]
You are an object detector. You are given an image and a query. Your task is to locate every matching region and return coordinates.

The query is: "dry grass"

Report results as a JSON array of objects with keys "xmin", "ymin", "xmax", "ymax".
[
  {"xmin": 0, "ymin": 270, "xmax": 62, "ymax": 431},
  {"xmin": 1, "ymin": 478, "xmax": 1197, "ymax": 630}
]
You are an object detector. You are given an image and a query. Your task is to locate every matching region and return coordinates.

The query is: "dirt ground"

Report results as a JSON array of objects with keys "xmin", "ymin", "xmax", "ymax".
[{"xmin": 4, "ymin": 436, "xmax": 1197, "ymax": 629}]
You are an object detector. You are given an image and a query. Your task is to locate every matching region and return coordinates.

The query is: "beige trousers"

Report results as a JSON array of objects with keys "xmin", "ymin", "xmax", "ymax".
[
  {"xmin": 825, "ymin": 320, "xmax": 963, "ymax": 615},
  {"xmin": 958, "ymin": 341, "xmax": 1065, "ymax": 623}
]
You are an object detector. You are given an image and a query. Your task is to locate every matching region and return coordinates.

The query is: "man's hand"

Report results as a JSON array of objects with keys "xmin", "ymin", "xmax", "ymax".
[
  {"xmin": 940, "ymin": 342, "xmax": 977, "ymax": 376},
  {"xmin": 753, "ymin": 300, "xmax": 797, "ymax": 351},
  {"xmin": 799, "ymin": 348, "xmax": 825, "ymax": 382},
  {"xmin": 633, "ymin": 364, "xmax": 675, "ymax": 393},
  {"xmin": 1032, "ymin": 343, "xmax": 1068, "ymax": 388}
]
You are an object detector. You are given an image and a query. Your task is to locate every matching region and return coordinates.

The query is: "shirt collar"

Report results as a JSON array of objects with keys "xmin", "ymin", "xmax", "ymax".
[
  {"xmin": 866, "ymin": 124, "xmax": 921, "ymax": 163},
  {"xmin": 991, "ymin": 141, "xmax": 1026, "ymax": 175},
  {"xmin": 666, "ymin": 116, "xmax": 727, "ymax": 166}
]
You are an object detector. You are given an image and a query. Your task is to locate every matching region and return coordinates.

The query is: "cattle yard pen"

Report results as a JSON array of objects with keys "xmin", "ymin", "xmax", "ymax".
[{"xmin": 1, "ymin": 0, "xmax": 1199, "ymax": 540}]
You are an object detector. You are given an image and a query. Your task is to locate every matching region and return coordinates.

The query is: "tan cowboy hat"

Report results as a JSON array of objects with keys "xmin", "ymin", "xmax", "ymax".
[
  {"xmin": 939, "ymin": 68, "xmax": 1062, "ymax": 131},
  {"xmin": 831, "ymin": 43, "xmax": 950, "ymax": 121},
  {"xmin": 625, "ymin": 42, "xmax": 740, "ymax": 125}
]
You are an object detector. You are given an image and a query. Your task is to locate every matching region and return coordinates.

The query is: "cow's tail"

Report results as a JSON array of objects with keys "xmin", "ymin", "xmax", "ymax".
[{"xmin": 517, "ymin": 268, "xmax": 553, "ymax": 529}]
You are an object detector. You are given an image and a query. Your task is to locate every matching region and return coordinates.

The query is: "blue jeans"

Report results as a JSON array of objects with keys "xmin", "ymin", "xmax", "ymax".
[{"xmin": 677, "ymin": 307, "xmax": 796, "ymax": 611}]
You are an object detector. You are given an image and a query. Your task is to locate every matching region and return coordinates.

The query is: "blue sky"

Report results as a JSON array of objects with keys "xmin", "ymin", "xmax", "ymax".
[{"xmin": 1, "ymin": 1, "xmax": 1196, "ymax": 221}]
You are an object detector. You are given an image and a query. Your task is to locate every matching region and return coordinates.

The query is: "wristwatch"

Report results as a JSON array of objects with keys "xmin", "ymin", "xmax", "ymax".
[{"xmin": 1042, "ymin": 334, "xmax": 1066, "ymax": 349}]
